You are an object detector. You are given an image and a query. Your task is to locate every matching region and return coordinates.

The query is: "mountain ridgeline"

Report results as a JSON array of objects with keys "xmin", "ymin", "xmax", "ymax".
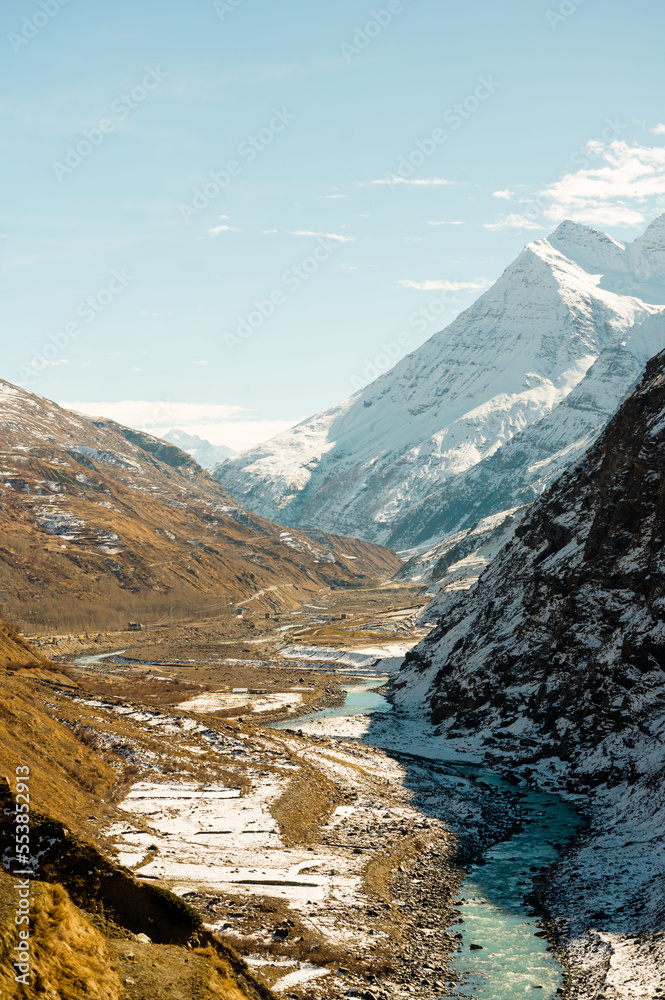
[
  {"xmin": 213, "ymin": 216, "xmax": 665, "ymax": 588},
  {"xmin": 393, "ymin": 347, "xmax": 665, "ymax": 761},
  {"xmin": 0, "ymin": 382, "xmax": 401, "ymax": 631}
]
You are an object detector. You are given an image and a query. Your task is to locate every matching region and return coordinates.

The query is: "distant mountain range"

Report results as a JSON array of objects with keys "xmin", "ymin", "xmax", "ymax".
[
  {"xmin": 214, "ymin": 216, "xmax": 665, "ymax": 589},
  {"xmin": 0, "ymin": 381, "xmax": 401, "ymax": 630},
  {"xmin": 162, "ymin": 429, "xmax": 236, "ymax": 469}
]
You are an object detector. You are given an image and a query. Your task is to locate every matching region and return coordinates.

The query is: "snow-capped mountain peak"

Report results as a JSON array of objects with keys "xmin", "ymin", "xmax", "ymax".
[
  {"xmin": 213, "ymin": 217, "xmax": 665, "ymax": 562},
  {"xmin": 546, "ymin": 218, "xmax": 627, "ymax": 272},
  {"xmin": 163, "ymin": 429, "xmax": 236, "ymax": 469},
  {"xmin": 628, "ymin": 211, "xmax": 665, "ymax": 280}
]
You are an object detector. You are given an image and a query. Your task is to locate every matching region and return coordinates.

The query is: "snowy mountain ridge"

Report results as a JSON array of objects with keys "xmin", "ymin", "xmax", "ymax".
[
  {"xmin": 214, "ymin": 217, "xmax": 665, "ymax": 559},
  {"xmin": 163, "ymin": 429, "xmax": 236, "ymax": 469},
  {"xmin": 393, "ymin": 310, "xmax": 665, "ymax": 591}
]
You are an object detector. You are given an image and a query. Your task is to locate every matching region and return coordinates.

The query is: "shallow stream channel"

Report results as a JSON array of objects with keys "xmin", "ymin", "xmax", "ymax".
[
  {"xmin": 76, "ymin": 652, "xmax": 582, "ymax": 999},
  {"xmin": 278, "ymin": 675, "xmax": 582, "ymax": 1000}
]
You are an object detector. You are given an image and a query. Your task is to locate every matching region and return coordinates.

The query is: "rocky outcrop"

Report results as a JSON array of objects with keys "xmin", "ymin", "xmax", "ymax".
[{"xmin": 393, "ymin": 347, "xmax": 665, "ymax": 759}]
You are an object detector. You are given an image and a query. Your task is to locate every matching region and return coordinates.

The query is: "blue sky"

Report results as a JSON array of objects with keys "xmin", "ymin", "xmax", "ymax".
[{"xmin": 2, "ymin": 0, "xmax": 665, "ymax": 449}]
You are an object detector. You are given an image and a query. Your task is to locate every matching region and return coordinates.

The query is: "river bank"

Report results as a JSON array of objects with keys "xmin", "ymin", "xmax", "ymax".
[
  {"xmin": 31, "ymin": 579, "xmax": 665, "ymax": 998},
  {"xmin": 57, "ymin": 629, "xmax": 587, "ymax": 1000},
  {"xmin": 293, "ymin": 699, "xmax": 585, "ymax": 1000},
  {"xmin": 53, "ymin": 592, "xmax": 624, "ymax": 1000},
  {"xmin": 49, "ymin": 645, "xmax": 463, "ymax": 998}
]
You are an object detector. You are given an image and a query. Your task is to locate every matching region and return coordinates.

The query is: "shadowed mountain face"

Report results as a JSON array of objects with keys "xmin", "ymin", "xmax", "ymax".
[
  {"xmin": 390, "ymin": 348, "xmax": 665, "ymax": 991},
  {"xmin": 393, "ymin": 346, "xmax": 665, "ymax": 755},
  {"xmin": 0, "ymin": 381, "xmax": 401, "ymax": 629},
  {"xmin": 214, "ymin": 218, "xmax": 665, "ymax": 562}
]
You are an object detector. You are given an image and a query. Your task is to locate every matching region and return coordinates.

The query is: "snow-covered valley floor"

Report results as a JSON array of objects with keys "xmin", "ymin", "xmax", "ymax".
[
  {"xmin": 104, "ymin": 713, "xmax": 463, "ymax": 998},
  {"xmin": 62, "ymin": 641, "xmax": 664, "ymax": 1000}
]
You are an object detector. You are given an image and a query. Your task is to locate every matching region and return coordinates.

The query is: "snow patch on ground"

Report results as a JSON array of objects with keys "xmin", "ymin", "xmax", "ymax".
[
  {"xmin": 280, "ymin": 642, "xmax": 414, "ymax": 673},
  {"xmin": 272, "ymin": 966, "xmax": 333, "ymax": 991},
  {"xmin": 177, "ymin": 691, "xmax": 304, "ymax": 715}
]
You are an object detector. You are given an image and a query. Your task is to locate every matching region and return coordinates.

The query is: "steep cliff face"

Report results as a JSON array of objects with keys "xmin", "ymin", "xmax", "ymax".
[
  {"xmin": 391, "ymin": 351, "xmax": 665, "ymax": 992},
  {"xmin": 215, "ymin": 218, "xmax": 665, "ymax": 557},
  {"xmin": 393, "ymin": 348, "xmax": 665, "ymax": 757}
]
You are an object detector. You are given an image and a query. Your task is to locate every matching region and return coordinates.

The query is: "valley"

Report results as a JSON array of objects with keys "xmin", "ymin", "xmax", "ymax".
[
  {"xmin": 3, "ymin": 217, "xmax": 665, "ymax": 1000},
  {"xmin": 1, "ymin": 586, "xmax": 592, "ymax": 1000}
]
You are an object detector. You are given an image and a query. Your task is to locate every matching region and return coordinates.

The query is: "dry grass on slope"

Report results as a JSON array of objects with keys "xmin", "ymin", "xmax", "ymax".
[
  {"xmin": 0, "ymin": 611, "xmax": 117, "ymax": 836},
  {"xmin": 0, "ymin": 382, "xmax": 403, "ymax": 634},
  {"xmin": 0, "ymin": 665, "xmax": 115, "ymax": 835},
  {"xmin": 0, "ymin": 617, "xmax": 47, "ymax": 670},
  {"xmin": 0, "ymin": 876, "xmax": 123, "ymax": 1000},
  {"xmin": 270, "ymin": 762, "xmax": 340, "ymax": 845},
  {"xmin": 0, "ymin": 872, "xmax": 274, "ymax": 1000}
]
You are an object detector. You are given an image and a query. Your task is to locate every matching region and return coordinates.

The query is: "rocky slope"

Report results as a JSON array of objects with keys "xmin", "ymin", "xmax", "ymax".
[
  {"xmin": 214, "ymin": 218, "xmax": 665, "ymax": 563},
  {"xmin": 391, "ymin": 349, "xmax": 665, "ymax": 996},
  {"xmin": 0, "ymin": 381, "xmax": 401, "ymax": 630}
]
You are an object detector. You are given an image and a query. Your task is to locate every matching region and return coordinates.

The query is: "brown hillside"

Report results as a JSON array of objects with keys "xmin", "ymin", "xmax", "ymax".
[
  {"xmin": 0, "ymin": 616, "xmax": 46, "ymax": 669},
  {"xmin": 0, "ymin": 616, "xmax": 113, "ymax": 832},
  {"xmin": 0, "ymin": 619, "xmax": 274, "ymax": 1000},
  {"xmin": 0, "ymin": 380, "xmax": 401, "ymax": 630}
]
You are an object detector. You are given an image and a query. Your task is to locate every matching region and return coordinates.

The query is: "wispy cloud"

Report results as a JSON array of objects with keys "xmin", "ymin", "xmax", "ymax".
[
  {"xmin": 427, "ymin": 220, "xmax": 466, "ymax": 226},
  {"xmin": 290, "ymin": 229, "xmax": 353, "ymax": 242},
  {"xmin": 650, "ymin": 124, "xmax": 665, "ymax": 135},
  {"xmin": 484, "ymin": 213, "xmax": 543, "ymax": 231},
  {"xmin": 541, "ymin": 139, "xmax": 665, "ymax": 227},
  {"xmin": 209, "ymin": 224, "xmax": 240, "ymax": 235},
  {"xmin": 398, "ymin": 278, "xmax": 491, "ymax": 292},
  {"xmin": 64, "ymin": 400, "xmax": 244, "ymax": 424},
  {"xmin": 264, "ymin": 229, "xmax": 355, "ymax": 243},
  {"xmin": 193, "ymin": 360, "xmax": 208, "ymax": 366},
  {"xmin": 365, "ymin": 177, "xmax": 459, "ymax": 187},
  {"xmin": 492, "ymin": 189, "xmax": 514, "ymax": 200}
]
